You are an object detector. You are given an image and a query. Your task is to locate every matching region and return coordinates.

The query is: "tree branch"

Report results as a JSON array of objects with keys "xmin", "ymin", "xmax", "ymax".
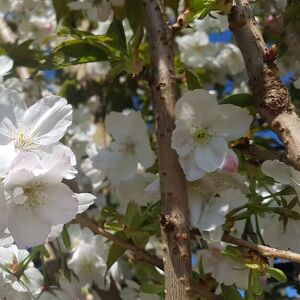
[
  {"xmin": 76, "ymin": 216, "xmax": 163, "ymax": 270},
  {"xmin": 142, "ymin": 0, "xmax": 192, "ymax": 298},
  {"xmin": 232, "ymin": 139, "xmax": 287, "ymax": 163},
  {"xmin": 223, "ymin": 234, "xmax": 300, "ymax": 263},
  {"xmin": 228, "ymin": 0, "xmax": 300, "ymax": 170},
  {"xmin": 171, "ymin": 0, "xmax": 191, "ymax": 31}
]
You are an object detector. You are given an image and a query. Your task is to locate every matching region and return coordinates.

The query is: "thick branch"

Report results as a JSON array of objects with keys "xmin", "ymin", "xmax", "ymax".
[
  {"xmin": 142, "ymin": 1, "xmax": 192, "ymax": 299},
  {"xmin": 223, "ymin": 234, "xmax": 300, "ymax": 263},
  {"xmin": 228, "ymin": 0, "xmax": 300, "ymax": 170},
  {"xmin": 76, "ymin": 216, "xmax": 163, "ymax": 270}
]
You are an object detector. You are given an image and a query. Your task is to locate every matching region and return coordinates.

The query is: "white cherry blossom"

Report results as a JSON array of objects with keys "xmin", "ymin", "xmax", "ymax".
[
  {"xmin": 0, "ymin": 56, "xmax": 13, "ymax": 79},
  {"xmin": 0, "ymin": 245, "xmax": 43, "ymax": 299},
  {"xmin": 260, "ymin": 205, "xmax": 300, "ymax": 253},
  {"xmin": 92, "ymin": 110, "xmax": 156, "ymax": 185},
  {"xmin": 172, "ymin": 89, "xmax": 252, "ymax": 181},
  {"xmin": 189, "ymin": 187, "xmax": 248, "ymax": 241},
  {"xmin": 261, "ymin": 160, "xmax": 300, "ymax": 251},
  {"xmin": 68, "ymin": 0, "xmax": 124, "ymax": 22},
  {"xmin": 39, "ymin": 275, "xmax": 100, "ymax": 300},
  {"xmin": 67, "ymin": 234, "xmax": 108, "ymax": 288},
  {"xmin": 0, "ymin": 149, "xmax": 95, "ymax": 248},
  {"xmin": 197, "ymin": 242, "xmax": 249, "ymax": 289},
  {"xmin": 262, "ymin": 160, "xmax": 300, "ymax": 198},
  {"xmin": 114, "ymin": 172, "xmax": 160, "ymax": 212},
  {"xmin": 0, "ymin": 86, "xmax": 74, "ymax": 176}
]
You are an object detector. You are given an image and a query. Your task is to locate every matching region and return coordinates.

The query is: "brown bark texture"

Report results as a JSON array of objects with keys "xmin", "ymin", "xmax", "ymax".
[
  {"xmin": 228, "ymin": 0, "xmax": 300, "ymax": 170},
  {"xmin": 223, "ymin": 234, "xmax": 300, "ymax": 263},
  {"xmin": 142, "ymin": 0, "xmax": 192, "ymax": 299}
]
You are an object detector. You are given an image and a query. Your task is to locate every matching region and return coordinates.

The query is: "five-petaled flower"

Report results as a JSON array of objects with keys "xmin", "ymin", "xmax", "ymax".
[{"xmin": 171, "ymin": 89, "xmax": 252, "ymax": 181}]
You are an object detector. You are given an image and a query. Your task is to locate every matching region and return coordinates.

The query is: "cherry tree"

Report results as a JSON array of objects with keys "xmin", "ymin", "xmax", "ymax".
[{"xmin": 0, "ymin": 0, "xmax": 300, "ymax": 299}]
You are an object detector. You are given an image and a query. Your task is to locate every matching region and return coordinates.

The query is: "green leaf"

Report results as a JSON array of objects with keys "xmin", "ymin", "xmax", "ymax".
[
  {"xmin": 266, "ymin": 267, "xmax": 287, "ymax": 283},
  {"xmin": 56, "ymin": 26, "xmax": 95, "ymax": 39},
  {"xmin": 222, "ymin": 246, "xmax": 244, "ymax": 263},
  {"xmin": 52, "ymin": 0, "xmax": 80, "ymax": 26},
  {"xmin": 0, "ymin": 41, "xmax": 43, "ymax": 68},
  {"xmin": 140, "ymin": 223, "xmax": 160, "ymax": 233},
  {"xmin": 140, "ymin": 283, "xmax": 164, "ymax": 294},
  {"xmin": 246, "ymin": 270, "xmax": 255, "ymax": 300},
  {"xmin": 142, "ymin": 201, "xmax": 161, "ymax": 219},
  {"xmin": 102, "ymin": 206, "xmax": 120, "ymax": 218},
  {"xmin": 252, "ymin": 270, "xmax": 263, "ymax": 295},
  {"xmin": 221, "ymin": 285, "xmax": 243, "ymax": 300},
  {"xmin": 234, "ymin": 210, "xmax": 254, "ymax": 221},
  {"xmin": 184, "ymin": 0, "xmax": 232, "ymax": 23},
  {"xmin": 52, "ymin": 39, "xmax": 109, "ymax": 67},
  {"xmin": 126, "ymin": 0, "xmax": 144, "ymax": 32},
  {"xmin": 61, "ymin": 225, "xmax": 71, "ymax": 249},
  {"xmin": 185, "ymin": 70, "xmax": 202, "ymax": 90},
  {"xmin": 104, "ymin": 221, "xmax": 125, "ymax": 232},
  {"xmin": 124, "ymin": 201, "xmax": 142, "ymax": 229},
  {"xmin": 107, "ymin": 19, "xmax": 127, "ymax": 53},
  {"xmin": 221, "ymin": 93, "xmax": 254, "ymax": 107},
  {"xmin": 135, "ymin": 262, "xmax": 164, "ymax": 283},
  {"xmin": 107, "ymin": 243, "xmax": 126, "ymax": 272},
  {"xmin": 130, "ymin": 231, "xmax": 150, "ymax": 248},
  {"xmin": 271, "ymin": 207, "xmax": 300, "ymax": 220}
]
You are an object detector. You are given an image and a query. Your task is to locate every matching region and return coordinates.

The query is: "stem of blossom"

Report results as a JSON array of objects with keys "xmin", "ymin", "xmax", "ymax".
[
  {"xmin": 142, "ymin": 1, "xmax": 192, "ymax": 299},
  {"xmin": 75, "ymin": 216, "xmax": 163, "ymax": 270},
  {"xmin": 228, "ymin": 0, "xmax": 300, "ymax": 170},
  {"xmin": 222, "ymin": 234, "xmax": 300, "ymax": 263}
]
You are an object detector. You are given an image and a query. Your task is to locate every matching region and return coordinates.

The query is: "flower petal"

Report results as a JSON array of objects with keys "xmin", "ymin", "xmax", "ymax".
[
  {"xmin": 171, "ymin": 119, "xmax": 194, "ymax": 156},
  {"xmin": 212, "ymin": 104, "xmax": 252, "ymax": 141},
  {"xmin": 6, "ymin": 203, "xmax": 51, "ymax": 248},
  {"xmin": 194, "ymin": 137, "xmax": 228, "ymax": 172},
  {"xmin": 107, "ymin": 153, "xmax": 138, "ymax": 184},
  {"xmin": 179, "ymin": 151, "xmax": 206, "ymax": 181},
  {"xmin": 105, "ymin": 110, "xmax": 148, "ymax": 143},
  {"xmin": 175, "ymin": 89, "xmax": 218, "ymax": 126},
  {"xmin": 0, "ymin": 142, "xmax": 17, "ymax": 176},
  {"xmin": 0, "ymin": 56, "xmax": 13, "ymax": 76},
  {"xmin": 76, "ymin": 193, "xmax": 96, "ymax": 213},
  {"xmin": 261, "ymin": 160, "xmax": 293, "ymax": 185},
  {"xmin": 34, "ymin": 184, "xmax": 78, "ymax": 225},
  {"xmin": 134, "ymin": 143, "xmax": 156, "ymax": 169},
  {"xmin": 23, "ymin": 96, "xmax": 72, "ymax": 145},
  {"xmin": 197, "ymin": 197, "xmax": 229, "ymax": 231},
  {"xmin": 0, "ymin": 85, "xmax": 26, "ymax": 127}
]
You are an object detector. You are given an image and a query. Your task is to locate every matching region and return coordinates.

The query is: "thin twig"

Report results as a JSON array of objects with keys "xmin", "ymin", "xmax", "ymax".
[
  {"xmin": 223, "ymin": 234, "xmax": 300, "ymax": 263},
  {"xmin": 171, "ymin": 0, "xmax": 191, "ymax": 31},
  {"xmin": 76, "ymin": 215, "xmax": 163, "ymax": 270}
]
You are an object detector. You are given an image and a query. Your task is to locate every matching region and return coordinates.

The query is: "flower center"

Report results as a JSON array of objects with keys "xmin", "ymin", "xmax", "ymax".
[
  {"xmin": 15, "ymin": 132, "xmax": 37, "ymax": 152},
  {"xmin": 191, "ymin": 127, "xmax": 211, "ymax": 145},
  {"xmin": 23, "ymin": 185, "xmax": 44, "ymax": 208}
]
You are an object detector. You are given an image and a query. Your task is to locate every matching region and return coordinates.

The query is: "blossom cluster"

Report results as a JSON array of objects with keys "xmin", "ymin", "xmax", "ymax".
[
  {"xmin": 0, "ymin": 1, "xmax": 298, "ymax": 298},
  {"xmin": 0, "ymin": 86, "xmax": 95, "ymax": 250},
  {"xmin": 87, "ymin": 88, "xmax": 255, "ymax": 290}
]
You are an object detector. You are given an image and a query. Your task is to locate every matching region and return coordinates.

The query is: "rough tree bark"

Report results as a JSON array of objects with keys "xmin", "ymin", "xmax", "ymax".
[
  {"xmin": 228, "ymin": 0, "xmax": 300, "ymax": 170},
  {"xmin": 142, "ymin": 1, "xmax": 192, "ymax": 299}
]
